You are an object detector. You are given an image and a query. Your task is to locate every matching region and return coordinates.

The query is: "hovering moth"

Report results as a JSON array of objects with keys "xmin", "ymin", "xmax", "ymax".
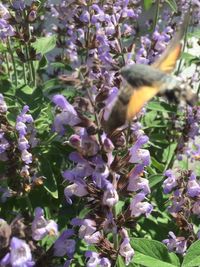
[{"xmin": 104, "ymin": 12, "xmax": 196, "ymax": 133}]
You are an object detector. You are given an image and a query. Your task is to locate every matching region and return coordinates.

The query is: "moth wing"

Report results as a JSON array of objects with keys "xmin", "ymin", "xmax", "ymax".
[
  {"xmin": 152, "ymin": 13, "xmax": 189, "ymax": 73},
  {"xmin": 127, "ymin": 85, "xmax": 160, "ymax": 120}
]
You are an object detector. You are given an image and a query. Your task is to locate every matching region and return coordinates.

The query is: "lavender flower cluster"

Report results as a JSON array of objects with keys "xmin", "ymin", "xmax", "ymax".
[{"xmin": 52, "ymin": 94, "xmax": 152, "ymax": 265}]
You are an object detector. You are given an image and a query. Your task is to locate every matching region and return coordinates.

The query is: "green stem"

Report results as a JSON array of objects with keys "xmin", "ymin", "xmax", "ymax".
[
  {"xmin": 4, "ymin": 52, "xmax": 11, "ymax": 79},
  {"xmin": 7, "ymin": 38, "xmax": 18, "ymax": 87},
  {"xmin": 20, "ymin": 45, "xmax": 27, "ymax": 84},
  {"xmin": 152, "ymin": 0, "xmax": 160, "ymax": 33},
  {"xmin": 28, "ymin": 26, "xmax": 36, "ymax": 87},
  {"xmin": 25, "ymin": 44, "xmax": 33, "ymax": 83}
]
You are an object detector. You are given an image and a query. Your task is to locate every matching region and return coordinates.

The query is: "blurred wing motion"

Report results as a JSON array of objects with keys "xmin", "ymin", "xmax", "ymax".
[{"xmin": 104, "ymin": 12, "xmax": 191, "ymax": 133}]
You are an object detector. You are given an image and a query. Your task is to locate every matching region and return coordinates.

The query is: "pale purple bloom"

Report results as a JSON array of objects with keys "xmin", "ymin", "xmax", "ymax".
[
  {"xmin": 129, "ymin": 136, "xmax": 150, "ymax": 166},
  {"xmin": 85, "ymin": 251, "xmax": 101, "ymax": 267},
  {"xmin": 0, "ymin": 133, "xmax": 10, "ymax": 154},
  {"xmin": 52, "ymin": 94, "xmax": 81, "ymax": 134},
  {"xmin": 128, "ymin": 166, "xmax": 150, "ymax": 195},
  {"xmin": 163, "ymin": 232, "xmax": 187, "ymax": 254},
  {"xmin": 92, "ymin": 162, "xmax": 109, "ymax": 188},
  {"xmin": 1, "ymin": 237, "xmax": 34, "ymax": 267},
  {"xmin": 103, "ymin": 87, "xmax": 118, "ymax": 121},
  {"xmin": 0, "ymin": 4, "xmax": 10, "ymax": 19},
  {"xmin": 54, "ymin": 229, "xmax": 75, "ymax": 258},
  {"xmin": 18, "ymin": 136, "xmax": 30, "ymax": 151},
  {"xmin": 163, "ymin": 169, "xmax": 177, "ymax": 194},
  {"xmin": 64, "ymin": 183, "xmax": 88, "ymax": 204},
  {"xmin": 63, "ymin": 153, "xmax": 93, "ymax": 183},
  {"xmin": 78, "ymin": 219, "xmax": 101, "ymax": 245},
  {"xmin": 119, "ymin": 237, "xmax": 134, "ymax": 265},
  {"xmin": 168, "ymin": 189, "xmax": 184, "ymax": 214},
  {"xmin": 102, "ymin": 183, "xmax": 119, "ymax": 207},
  {"xmin": 192, "ymin": 201, "xmax": 200, "ymax": 216},
  {"xmin": 187, "ymin": 172, "xmax": 200, "ymax": 197},
  {"xmin": 21, "ymin": 150, "xmax": 32, "ymax": 164},
  {"xmin": 12, "ymin": 0, "xmax": 25, "ymax": 10},
  {"xmin": 100, "ymin": 258, "xmax": 111, "ymax": 267},
  {"xmin": 130, "ymin": 193, "xmax": 153, "ymax": 217},
  {"xmin": 31, "ymin": 207, "xmax": 58, "ymax": 241}
]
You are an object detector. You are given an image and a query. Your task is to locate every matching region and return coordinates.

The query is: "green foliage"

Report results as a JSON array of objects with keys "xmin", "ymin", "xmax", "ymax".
[
  {"xmin": 32, "ymin": 35, "xmax": 57, "ymax": 55},
  {"xmin": 131, "ymin": 238, "xmax": 180, "ymax": 267}
]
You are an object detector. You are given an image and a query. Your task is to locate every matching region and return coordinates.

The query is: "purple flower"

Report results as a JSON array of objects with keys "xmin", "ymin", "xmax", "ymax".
[
  {"xmin": 0, "ymin": 4, "xmax": 10, "ymax": 19},
  {"xmin": 119, "ymin": 237, "xmax": 134, "ymax": 266},
  {"xmin": 21, "ymin": 150, "xmax": 32, "ymax": 164},
  {"xmin": 64, "ymin": 183, "xmax": 88, "ymax": 204},
  {"xmin": 12, "ymin": 0, "xmax": 25, "ymax": 10},
  {"xmin": 1, "ymin": 237, "xmax": 34, "ymax": 267},
  {"xmin": 85, "ymin": 251, "xmax": 101, "ymax": 267},
  {"xmin": 163, "ymin": 169, "xmax": 177, "ymax": 194},
  {"xmin": 102, "ymin": 182, "xmax": 119, "ymax": 207},
  {"xmin": 128, "ymin": 165, "xmax": 150, "ymax": 194},
  {"xmin": 168, "ymin": 189, "xmax": 184, "ymax": 214},
  {"xmin": 129, "ymin": 136, "xmax": 151, "ymax": 166},
  {"xmin": 78, "ymin": 219, "xmax": 101, "ymax": 245},
  {"xmin": 0, "ymin": 133, "xmax": 10, "ymax": 154},
  {"xmin": 187, "ymin": 172, "xmax": 200, "ymax": 197},
  {"xmin": 130, "ymin": 192, "xmax": 153, "ymax": 217},
  {"xmin": 100, "ymin": 257, "xmax": 111, "ymax": 267},
  {"xmin": 163, "ymin": 232, "xmax": 187, "ymax": 254},
  {"xmin": 52, "ymin": 94, "xmax": 81, "ymax": 134},
  {"xmin": 0, "ymin": 18, "xmax": 15, "ymax": 40},
  {"xmin": 31, "ymin": 207, "xmax": 58, "ymax": 241},
  {"xmin": 192, "ymin": 201, "xmax": 200, "ymax": 216},
  {"xmin": 53, "ymin": 229, "xmax": 75, "ymax": 258}
]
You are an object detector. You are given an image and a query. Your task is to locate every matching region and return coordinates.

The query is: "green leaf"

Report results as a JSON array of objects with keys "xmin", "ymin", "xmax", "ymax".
[
  {"xmin": 131, "ymin": 238, "xmax": 180, "ymax": 267},
  {"xmin": 147, "ymin": 101, "xmax": 177, "ymax": 113},
  {"xmin": 38, "ymin": 55, "xmax": 48, "ymax": 69},
  {"xmin": 32, "ymin": 35, "xmax": 57, "ymax": 55},
  {"xmin": 40, "ymin": 156, "xmax": 58, "ymax": 199},
  {"xmin": 188, "ymin": 29, "xmax": 200, "ymax": 38},
  {"xmin": 162, "ymin": 143, "xmax": 177, "ymax": 170},
  {"xmin": 182, "ymin": 240, "xmax": 200, "ymax": 267},
  {"xmin": 19, "ymin": 85, "xmax": 34, "ymax": 95},
  {"xmin": 151, "ymin": 157, "xmax": 165, "ymax": 172},
  {"xmin": 149, "ymin": 174, "xmax": 164, "ymax": 188},
  {"xmin": 115, "ymin": 200, "xmax": 125, "ymax": 215},
  {"xmin": 144, "ymin": 0, "xmax": 153, "ymax": 10},
  {"xmin": 165, "ymin": 0, "xmax": 178, "ymax": 12},
  {"xmin": 0, "ymin": 42, "xmax": 7, "ymax": 52},
  {"xmin": 181, "ymin": 52, "xmax": 200, "ymax": 65}
]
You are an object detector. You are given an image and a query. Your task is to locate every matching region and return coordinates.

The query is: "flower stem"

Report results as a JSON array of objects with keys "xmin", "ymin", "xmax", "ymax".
[
  {"xmin": 152, "ymin": 0, "xmax": 160, "ymax": 32},
  {"xmin": 7, "ymin": 38, "xmax": 18, "ymax": 87},
  {"xmin": 4, "ymin": 52, "xmax": 11, "ymax": 79}
]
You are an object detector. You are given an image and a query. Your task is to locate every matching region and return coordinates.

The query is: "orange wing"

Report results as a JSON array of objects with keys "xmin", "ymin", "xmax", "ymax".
[
  {"xmin": 126, "ymin": 85, "xmax": 159, "ymax": 120},
  {"xmin": 153, "ymin": 12, "xmax": 190, "ymax": 73}
]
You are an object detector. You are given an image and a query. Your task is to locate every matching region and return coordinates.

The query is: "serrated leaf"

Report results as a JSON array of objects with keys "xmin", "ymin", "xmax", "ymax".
[
  {"xmin": 165, "ymin": 0, "xmax": 178, "ymax": 12},
  {"xmin": 131, "ymin": 238, "xmax": 180, "ymax": 267},
  {"xmin": 182, "ymin": 240, "xmax": 200, "ymax": 267},
  {"xmin": 32, "ymin": 35, "xmax": 57, "ymax": 55}
]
